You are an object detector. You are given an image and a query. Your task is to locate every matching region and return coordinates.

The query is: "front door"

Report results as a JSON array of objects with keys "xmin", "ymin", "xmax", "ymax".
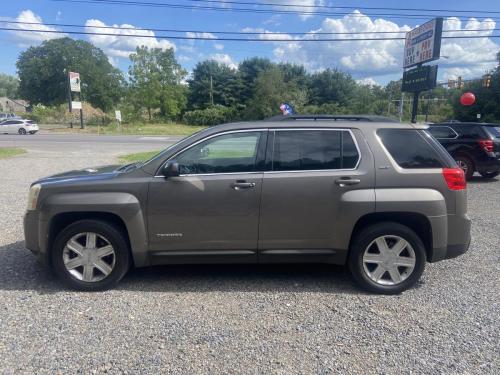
[{"xmin": 147, "ymin": 130, "xmax": 267, "ymax": 262}]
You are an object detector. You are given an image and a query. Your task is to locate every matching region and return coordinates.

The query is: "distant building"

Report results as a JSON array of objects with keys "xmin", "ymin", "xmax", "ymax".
[{"xmin": 0, "ymin": 97, "xmax": 29, "ymax": 113}]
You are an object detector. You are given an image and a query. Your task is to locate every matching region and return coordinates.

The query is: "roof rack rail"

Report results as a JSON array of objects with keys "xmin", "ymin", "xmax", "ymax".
[{"xmin": 264, "ymin": 114, "xmax": 399, "ymax": 122}]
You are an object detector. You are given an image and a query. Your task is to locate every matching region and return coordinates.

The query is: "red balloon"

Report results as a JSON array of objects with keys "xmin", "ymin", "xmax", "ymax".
[{"xmin": 460, "ymin": 92, "xmax": 476, "ymax": 106}]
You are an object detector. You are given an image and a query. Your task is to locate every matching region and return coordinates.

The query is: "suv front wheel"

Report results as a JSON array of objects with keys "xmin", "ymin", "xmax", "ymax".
[
  {"xmin": 51, "ymin": 220, "xmax": 131, "ymax": 291},
  {"xmin": 348, "ymin": 222, "xmax": 426, "ymax": 294}
]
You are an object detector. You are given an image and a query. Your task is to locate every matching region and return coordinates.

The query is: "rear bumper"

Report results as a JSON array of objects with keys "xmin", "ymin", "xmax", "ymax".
[
  {"xmin": 477, "ymin": 157, "xmax": 500, "ymax": 173},
  {"xmin": 429, "ymin": 213, "xmax": 471, "ymax": 262}
]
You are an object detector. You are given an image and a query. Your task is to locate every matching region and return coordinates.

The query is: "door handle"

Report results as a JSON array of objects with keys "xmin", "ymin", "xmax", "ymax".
[
  {"xmin": 335, "ymin": 178, "xmax": 361, "ymax": 187},
  {"xmin": 231, "ymin": 181, "xmax": 256, "ymax": 190}
]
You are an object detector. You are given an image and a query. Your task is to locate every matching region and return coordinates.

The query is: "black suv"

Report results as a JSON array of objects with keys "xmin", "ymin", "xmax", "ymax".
[{"xmin": 428, "ymin": 122, "xmax": 500, "ymax": 179}]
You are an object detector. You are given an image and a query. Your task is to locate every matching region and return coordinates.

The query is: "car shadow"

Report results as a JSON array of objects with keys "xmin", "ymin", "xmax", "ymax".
[
  {"xmin": 0, "ymin": 241, "xmax": 361, "ymax": 295},
  {"xmin": 468, "ymin": 176, "xmax": 498, "ymax": 184}
]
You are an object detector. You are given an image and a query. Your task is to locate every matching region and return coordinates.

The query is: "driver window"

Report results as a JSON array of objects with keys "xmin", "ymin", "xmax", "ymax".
[{"xmin": 175, "ymin": 132, "xmax": 262, "ymax": 174}]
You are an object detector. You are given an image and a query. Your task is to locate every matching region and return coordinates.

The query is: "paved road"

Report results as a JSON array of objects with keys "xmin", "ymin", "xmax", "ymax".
[{"xmin": 0, "ymin": 139, "xmax": 499, "ymax": 374}]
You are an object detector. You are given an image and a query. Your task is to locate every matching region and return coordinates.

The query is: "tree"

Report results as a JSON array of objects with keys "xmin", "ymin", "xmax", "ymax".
[
  {"xmin": 246, "ymin": 67, "xmax": 307, "ymax": 119},
  {"xmin": 308, "ymin": 69, "xmax": 357, "ymax": 107},
  {"xmin": 238, "ymin": 57, "xmax": 274, "ymax": 103},
  {"xmin": 187, "ymin": 60, "xmax": 243, "ymax": 109},
  {"xmin": 0, "ymin": 74, "xmax": 19, "ymax": 98},
  {"xmin": 16, "ymin": 38, "xmax": 124, "ymax": 111},
  {"xmin": 128, "ymin": 46, "xmax": 187, "ymax": 120}
]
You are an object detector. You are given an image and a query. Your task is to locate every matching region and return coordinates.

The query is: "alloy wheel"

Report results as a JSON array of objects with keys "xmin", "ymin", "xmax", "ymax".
[
  {"xmin": 62, "ymin": 232, "xmax": 116, "ymax": 282},
  {"xmin": 362, "ymin": 235, "xmax": 416, "ymax": 286}
]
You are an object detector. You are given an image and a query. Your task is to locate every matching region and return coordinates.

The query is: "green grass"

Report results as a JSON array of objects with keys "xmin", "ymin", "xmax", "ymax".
[
  {"xmin": 44, "ymin": 122, "xmax": 207, "ymax": 136},
  {"xmin": 0, "ymin": 148, "xmax": 27, "ymax": 159},
  {"xmin": 118, "ymin": 150, "xmax": 161, "ymax": 163}
]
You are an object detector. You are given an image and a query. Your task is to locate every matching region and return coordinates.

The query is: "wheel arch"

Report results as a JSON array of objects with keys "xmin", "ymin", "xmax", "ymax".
[{"xmin": 349, "ymin": 212, "xmax": 434, "ymax": 262}]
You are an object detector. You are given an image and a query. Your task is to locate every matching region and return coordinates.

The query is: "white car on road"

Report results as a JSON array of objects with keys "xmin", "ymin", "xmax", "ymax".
[{"xmin": 0, "ymin": 119, "xmax": 39, "ymax": 135}]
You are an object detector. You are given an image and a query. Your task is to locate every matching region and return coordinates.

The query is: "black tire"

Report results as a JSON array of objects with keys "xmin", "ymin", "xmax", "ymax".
[
  {"xmin": 51, "ymin": 219, "xmax": 130, "ymax": 291},
  {"xmin": 18, "ymin": 128, "xmax": 27, "ymax": 135},
  {"xmin": 348, "ymin": 222, "xmax": 426, "ymax": 295},
  {"xmin": 479, "ymin": 171, "xmax": 499, "ymax": 179},
  {"xmin": 455, "ymin": 155, "xmax": 474, "ymax": 180}
]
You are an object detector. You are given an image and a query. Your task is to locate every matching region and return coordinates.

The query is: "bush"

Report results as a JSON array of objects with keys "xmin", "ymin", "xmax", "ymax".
[{"xmin": 183, "ymin": 105, "xmax": 237, "ymax": 126}]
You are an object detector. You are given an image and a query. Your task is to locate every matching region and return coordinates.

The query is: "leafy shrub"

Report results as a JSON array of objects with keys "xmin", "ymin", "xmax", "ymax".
[{"xmin": 183, "ymin": 105, "xmax": 237, "ymax": 126}]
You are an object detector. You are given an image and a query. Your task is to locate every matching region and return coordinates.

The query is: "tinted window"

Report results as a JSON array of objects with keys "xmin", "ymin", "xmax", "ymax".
[
  {"xmin": 484, "ymin": 125, "xmax": 500, "ymax": 138},
  {"xmin": 378, "ymin": 129, "xmax": 445, "ymax": 168},
  {"xmin": 428, "ymin": 126, "xmax": 457, "ymax": 139},
  {"xmin": 2, "ymin": 121, "xmax": 14, "ymax": 125},
  {"xmin": 455, "ymin": 125, "xmax": 482, "ymax": 138},
  {"xmin": 271, "ymin": 130, "xmax": 359, "ymax": 171},
  {"xmin": 175, "ymin": 132, "xmax": 261, "ymax": 174}
]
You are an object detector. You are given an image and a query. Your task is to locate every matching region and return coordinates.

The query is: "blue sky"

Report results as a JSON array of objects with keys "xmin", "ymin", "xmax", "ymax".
[{"xmin": 0, "ymin": 0, "xmax": 499, "ymax": 85}]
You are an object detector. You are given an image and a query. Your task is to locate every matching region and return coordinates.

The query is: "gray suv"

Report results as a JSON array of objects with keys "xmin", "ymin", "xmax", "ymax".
[{"xmin": 24, "ymin": 115, "xmax": 471, "ymax": 294}]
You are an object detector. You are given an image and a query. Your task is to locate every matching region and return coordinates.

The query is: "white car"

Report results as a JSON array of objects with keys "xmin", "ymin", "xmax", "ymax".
[{"xmin": 0, "ymin": 119, "xmax": 39, "ymax": 135}]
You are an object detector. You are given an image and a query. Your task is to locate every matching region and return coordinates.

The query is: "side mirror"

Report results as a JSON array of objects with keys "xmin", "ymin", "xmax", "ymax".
[{"xmin": 162, "ymin": 161, "xmax": 180, "ymax": 177}]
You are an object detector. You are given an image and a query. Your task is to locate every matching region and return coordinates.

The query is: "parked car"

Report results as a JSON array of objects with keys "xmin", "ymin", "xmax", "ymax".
[
  {"xmin": 428, "ymin": 122, "xmax": 500, "ymax": 179},
  {"xmin": 0, "ymin": 119, "xmax": 39, "ymax": 135},
  {"xmin": 0, "ymin": 113, "xmax": 18, "ymax": 121},
  {"xmin": 24, "ymin": 115, "xmax": 471, "ymax": 294}
]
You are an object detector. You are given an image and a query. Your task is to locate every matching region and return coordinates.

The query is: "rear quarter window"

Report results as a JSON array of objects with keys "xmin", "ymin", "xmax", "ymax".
[
  {"xmin": 377, "ymin": 129, "xmax": 448, "ymax": 169},
  {"xmin": 484, "ymin": 126, "xmax": 500, "ymax": 138}
]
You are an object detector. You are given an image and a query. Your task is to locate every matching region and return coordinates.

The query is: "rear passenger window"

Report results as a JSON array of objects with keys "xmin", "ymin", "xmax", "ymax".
[
  {"xmin": 271, "ymin": 130, "xmax": 359, "ymax": 171},
  {"xmin": 378, "ymin": 129, "xmax": 445, "ymax": 169},
  {"xmin": 428, "ymin": 126, "xmax": 457, "ymax": 139}
]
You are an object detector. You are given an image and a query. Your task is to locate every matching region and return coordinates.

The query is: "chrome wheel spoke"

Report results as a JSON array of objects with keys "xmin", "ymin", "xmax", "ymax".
[
  {"xmin": 82, "ymin": 264, "xmax": 94, "ymax": 282},
  {"xmin": 371, "ymin": 265, "xmax": 386, "ymax": 282},
  {"xmin": 96, "ymin": 245, "xmax": 114, "ymax": 258},
  {"xmin": 375, "ymin": 237, "xmax": 389, "ymax": 254},
  {"xmin": 64, "ymin": 257, "xmax": 84, "ymax": 270},
  {"xmin": 388, "ymin": 267, "xmax": 403, "ymax": 283},
  {"xmin": 394, "ymin": 256, "xmax": 415, "ymax": 268},
  {"xmin": 93, "ymin": 259, "xmax": 113, "ymax": 276},
  {"xmin": 66, "ymin": 239, "xmax": 85, "ymax": 256},
  {"xmin": 86, "ymin": 233, "xmax": 97, "ymax": 249},
  {"xmin": 391, "ymin": 238, "xmax": 408, "ymax": 256},
  {"xmin": 363, "ymin": 253, "xmax": 383, "ymax": 264}
]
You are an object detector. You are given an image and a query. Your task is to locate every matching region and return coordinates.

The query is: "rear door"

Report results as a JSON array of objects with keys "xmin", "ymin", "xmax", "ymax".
[{"xmin": 258, "ymin": 128, "xmax": 375, "ymax": 260}]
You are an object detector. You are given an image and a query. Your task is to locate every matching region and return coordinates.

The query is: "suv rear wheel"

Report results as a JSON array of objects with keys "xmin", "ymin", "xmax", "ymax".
[
  {"xmin": 455, "ymin": 155, "xmax": 474, "ymax": 179},
  {"xmin": 51, "ymin": 220, "xmax": 130, "ymax": 291},
  {"xmin": 348, "ymin": 222, "xmax": 426, "ymax": 294},
  {"xmin": 479, "ymin": 171, "xmax": 499, "ymax": 179}
]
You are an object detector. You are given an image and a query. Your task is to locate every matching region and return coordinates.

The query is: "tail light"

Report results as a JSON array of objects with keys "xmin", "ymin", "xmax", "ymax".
[
  {"xmin": 442, "ymin": 168, "xmax": 466, "ymax": 190},
  {"xmin": 478, "ymin": 139, "xmax": 494, "ymax": 154}
]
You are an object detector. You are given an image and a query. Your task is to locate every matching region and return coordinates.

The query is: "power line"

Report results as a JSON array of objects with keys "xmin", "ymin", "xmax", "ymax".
[
  {"xmin": 2, "ymin": 20, "xmax": 499, "ymax": 36},
  {"xmin": 49, "ymin": 0, "xmax": 500, "ymax": 21},
  {"xmin": 183, "ymin": 0, "xmax": 500, "ymax": 14},
  {"xmin": 2, "ymin": 26, "xmax": 500, "ymax": 42}
]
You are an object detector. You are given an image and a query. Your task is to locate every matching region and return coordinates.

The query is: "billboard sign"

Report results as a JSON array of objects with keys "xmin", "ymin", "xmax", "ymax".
[
  {"xmin": 69, "ymin": 72, "xmax": 81, "ymax": 92},
  {"xmin": 71, "ymin": 101, "xmax": 82, "ymax": 110},
  {"xmin": 402, "ymin": 65, "xmax": 438, "ymax": 93},
  {"xmin": 404, "ymin": 18, "xmax": 443, "ymax": 68}
]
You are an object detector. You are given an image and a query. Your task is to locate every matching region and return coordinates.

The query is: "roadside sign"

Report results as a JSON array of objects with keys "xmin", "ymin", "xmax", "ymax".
[
  {"xmin": 69, "ymin": 72, "xmax": 81, "ymax": 92},
  {"xmin": 402, "ymin": 65, "xmax": 438, "ymax": 92},
  {"xmin": 404, "ymin": 18, "xmax": 443, "ymax": 68},
  {"xmin": 115, "ymin": 110, "xmax": 122, "ymax": 122},
  {"xmin": 71, "ymin": 101, "xmax": 82, "ymax": 110}
]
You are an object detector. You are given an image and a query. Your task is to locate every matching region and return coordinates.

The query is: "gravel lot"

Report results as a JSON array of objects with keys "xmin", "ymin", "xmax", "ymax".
[{"xmin": 0, "ymin": 138, "xmax": 499, "ymax": 374}]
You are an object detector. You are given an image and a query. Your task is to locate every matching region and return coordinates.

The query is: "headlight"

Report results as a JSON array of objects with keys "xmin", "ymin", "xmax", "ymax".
[{"xmin": 27, "ymin": 184, "xmax": 41, "ymax": 211}]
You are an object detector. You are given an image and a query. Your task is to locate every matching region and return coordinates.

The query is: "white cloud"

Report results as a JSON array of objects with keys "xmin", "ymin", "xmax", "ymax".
[
  {"xmin": 210, "ymin": 53, "xmax": 237, "ymax": 70},
  {"xmin": 84, "ymin": 19, "xmax": 176, "ymax": 61},
  {"xmin": 251, "ymin": 11, "xmax": 499, "ymax": 82},
  {"xmin": 5, "ymin": 10, "xmax": 66, "ymax": 46},
  {"xmin": 214, "ymin": 43, "xmax": 225, "ymax": 51},
  {"xmin": 356, "ymin": 77, "xmax": 379, "ymax": 86},
  {"xmin": 186, "ymin": 32, "xmax": 217, "ymax": 40}
]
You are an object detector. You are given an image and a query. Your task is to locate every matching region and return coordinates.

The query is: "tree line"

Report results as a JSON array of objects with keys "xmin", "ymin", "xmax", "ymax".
[{"xmin": 2, "ymin": 37, "xmax": 499, "ymax": 124}]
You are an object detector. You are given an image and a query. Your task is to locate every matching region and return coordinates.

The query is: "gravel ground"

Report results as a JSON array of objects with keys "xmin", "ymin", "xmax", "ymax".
[{"xmin": 0, "ymin": 140, "xmax": 499, "ymax": 374}]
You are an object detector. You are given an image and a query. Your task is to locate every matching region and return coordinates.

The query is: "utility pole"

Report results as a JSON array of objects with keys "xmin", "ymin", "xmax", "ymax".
[
  {"xmin": 209, "ymin": 75, "xmax": 214, "ymax": 106},
  {"xmin": 399, "ymin": 93, "xmax": 404, "ymax": 122}
]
